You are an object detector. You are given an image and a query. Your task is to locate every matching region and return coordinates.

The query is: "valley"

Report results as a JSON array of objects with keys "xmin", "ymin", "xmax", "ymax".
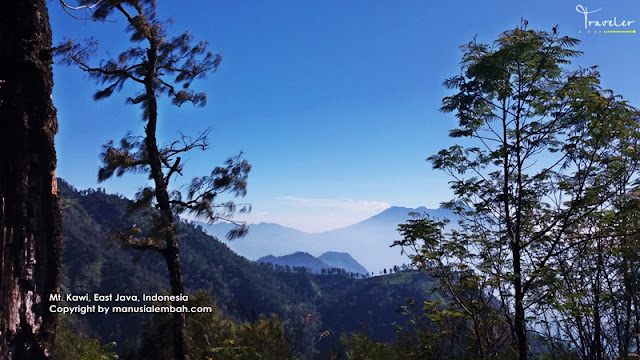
[{"xmin": 57, "ymin": 179, "xmax": 441, "ymax": 358}]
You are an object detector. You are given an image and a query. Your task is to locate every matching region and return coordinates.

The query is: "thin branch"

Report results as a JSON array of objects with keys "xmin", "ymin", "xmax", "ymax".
[
  {"xmin": 70, "ymin": 53, "xmax": 145, "ymax": 84},
  {"xmin": 127, "ymin": 242, "xmax": 167, "ymax": 256},
  {"xmin": 58, "ymin": 0, "xmax": 115, "ymax": 22},
  {"xmin": 60, "ymin": 0, "xmax": 103, "ymax": 10},
  {"xmin": 165, "ymin": 157, "xmax": 181, "ymax": 185}
]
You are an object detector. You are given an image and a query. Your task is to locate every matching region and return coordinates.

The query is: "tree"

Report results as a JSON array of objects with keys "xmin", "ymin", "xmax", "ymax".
[
  {"xmin": 396, "ymin": 215, "xmax": 513, "ymax": 359},
  {"xmin": 53, "ymin": 317, "xmax": 118, "ymax": 360},
  {"xmin": 394, "ymin": 23, "xmax": 639, "ymax": 360},
  {"xmin": 56, "ymin": 1, "xmax": 250, "ymax": 359},
  {"xmin": 139, "ymin": 291, "xmax": 295, "ymax": 360},
  {"xmin": 0, "ymin": 1, "xmax": 63, "ymax": 359},
  {"xmin": 341, "ymin": 331, "xmax": 397, "ymax": 360},
  {"xmin": 550, "ymin": 87, "xmax": 640, "ymax": 359}
]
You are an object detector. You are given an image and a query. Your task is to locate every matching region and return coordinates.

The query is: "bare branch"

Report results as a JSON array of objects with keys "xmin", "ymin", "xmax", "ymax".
[{"xmin": 58, "ymin": 0, "xmax": 115, "ymax": 22}]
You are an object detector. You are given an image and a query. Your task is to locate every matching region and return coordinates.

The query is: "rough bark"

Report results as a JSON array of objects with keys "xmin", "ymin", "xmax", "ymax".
[
  {"xmin": 143, "ymin": 32, "xmax": 188, "ymax": 360},
  {"xmin": 0, "ymin": 0, "xmax": 62, "ymax": 359}
]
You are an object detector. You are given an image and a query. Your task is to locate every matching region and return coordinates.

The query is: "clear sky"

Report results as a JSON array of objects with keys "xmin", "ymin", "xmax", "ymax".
[{"xmin": 49, "ymin": 1, "xmax": 640, "ymax": 232}]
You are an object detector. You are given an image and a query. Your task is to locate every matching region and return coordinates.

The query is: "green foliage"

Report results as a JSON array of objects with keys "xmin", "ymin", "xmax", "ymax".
[
  {"xmin": 394, "ymin": 22, "xmax": 640, "ymax": 360},
  {"xmin": 208, "ymin": 314, "xmax": 294, "ymax": 360},
  {"xmin": 341, "ymin": 331, "xmax": 397, "ymax": 360},
  {"xmin": 341, "ymin": 298, "xmax": 514, "ymax": 360},
  {"xmin": 391, "ymin": 296, "xmax": 515, "ymax": 360},
  {"xmin": 394, "ymin": 214, "xmax": 516, "ymax": 358},
  {"xmin": 138, "ymin": 291, "xmax": 295, "ymax": 360},
  {"xmin": 53, "ymin": 316, "xmax": 118, "ymax": 360}
]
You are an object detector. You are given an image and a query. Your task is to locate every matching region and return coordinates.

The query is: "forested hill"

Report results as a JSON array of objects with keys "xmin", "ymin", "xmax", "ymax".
[
  {"xmin": 57, "ymin": 179, "xmax": 438, "ymax": 357},
  {"xmin": 257, "ymin": 251, "xmax": 369, "ymax": 276}
]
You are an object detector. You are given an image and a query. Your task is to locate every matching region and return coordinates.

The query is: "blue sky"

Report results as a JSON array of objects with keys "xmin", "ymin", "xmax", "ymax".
[{"xmin": 50, "ymin": 1, "xmax": 640, "ymax": 232}]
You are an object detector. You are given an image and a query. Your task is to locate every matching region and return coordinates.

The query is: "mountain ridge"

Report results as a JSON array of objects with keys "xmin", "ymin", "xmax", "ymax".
[
  {"xmin": 256, "ymin": 251, "xmax": 369, "ymax": 275},
  {"xmin": 198, "ymin": 205, "xmax": 456, "ymax": 272}
]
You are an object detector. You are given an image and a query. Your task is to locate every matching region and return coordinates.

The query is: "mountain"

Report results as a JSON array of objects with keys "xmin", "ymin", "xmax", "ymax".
[
  {"xmin": 256, "ymin": 252, "xmax": 332, "ymax": 274},
  {"xmin": 318, "ymin": 251, "xmax": 368, "ymax": 275},
  {"xmin": 203, "ymin": 221, "xmax": 317, "ymax": 260},
  {"xmin": 56, "ymin": 179, "xmax": 440, "ymax": 357},
  {"xmin": 198, "ymin": 206, "xmax": 456, "ymax": 273},
  {"xmin": 256, "ymin": 251, "xmax": 369, "ymax": 275}
]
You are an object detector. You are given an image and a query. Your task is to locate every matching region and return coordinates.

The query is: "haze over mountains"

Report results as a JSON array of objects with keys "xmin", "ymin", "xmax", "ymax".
[{"xmin": 197, "ymin": 206, "xmax": 456, "ymax": 273}]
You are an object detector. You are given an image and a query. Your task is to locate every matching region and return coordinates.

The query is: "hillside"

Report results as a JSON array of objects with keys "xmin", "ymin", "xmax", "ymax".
[{"xmin": 57, "ymin": 179, "xmax": 440, "ymax": 357}]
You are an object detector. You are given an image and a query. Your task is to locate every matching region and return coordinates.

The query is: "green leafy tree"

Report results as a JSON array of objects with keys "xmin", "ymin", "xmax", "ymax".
[
  {"xmin": 550, "ymin": 83, "xmax": 640, "ymax": 359},
  {"xmin": 395, "ymin": 216, "xmax": 514, "ymax": 359},
  {"xmin": 139, "ymin": 291, "xmax": 295, "ymax": 360},
  {"xmin": 53, "ymin": 317, "xmax": 118, "ymax": 360},
  {"xmin": 56, "ymin": 1, "xmax": 250, "ymax": 359},
  {"xmin": 341, "ymin": 331, "xmax": 397, "ymax": 360},
  {"xmin": 394, "ymin": 23, "xmax": 638, "ymax": 360}
]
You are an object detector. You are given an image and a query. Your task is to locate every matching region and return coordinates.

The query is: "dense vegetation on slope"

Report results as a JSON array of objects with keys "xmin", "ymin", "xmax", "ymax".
[{"xmin": 57, "ymin": 179, "xmax": 438, "ymax": 358}]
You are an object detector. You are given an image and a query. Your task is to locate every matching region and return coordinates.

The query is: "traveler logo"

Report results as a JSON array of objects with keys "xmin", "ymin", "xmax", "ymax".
[{"xmin": 576, "ymin": 5, "xmax": 636, "ymax": 34}]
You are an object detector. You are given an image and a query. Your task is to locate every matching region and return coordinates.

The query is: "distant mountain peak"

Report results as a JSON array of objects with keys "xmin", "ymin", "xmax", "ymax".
[
  {"xmin": 320, "ymin": 251, "xmax": 349, "ymax": 256},
  {"xmin": 318, "ymin": 252, "xmax": 368, "ymax": 275},
  {"xmin": 256, "ymin": 251, "xmax": 368, "ymax": 275},
  {"xmin": 256, "ymin": 252, "xmax": 331, "ymax": 273},
  {"xmin": 199, "ymin": 204, "xmax": 455, "ymax": 272},
  {"xmin": 291, "ymin": 251, "xmax": 313, "ymax": 256}
]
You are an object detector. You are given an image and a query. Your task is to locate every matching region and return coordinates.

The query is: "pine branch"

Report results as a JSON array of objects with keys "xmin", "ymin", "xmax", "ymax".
[
  {"xmin": 165, "ymin": 156, "xmax": 181, "ymax": 185},
  {"xmin": 127, "ymin": 242, "xmax": 167, "ymax": 256}
]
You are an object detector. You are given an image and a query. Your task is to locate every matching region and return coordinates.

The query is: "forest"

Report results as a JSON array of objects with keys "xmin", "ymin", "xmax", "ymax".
[{"xmin": 1, "ymin": 1, "xmax": 639, "ymax": 360}]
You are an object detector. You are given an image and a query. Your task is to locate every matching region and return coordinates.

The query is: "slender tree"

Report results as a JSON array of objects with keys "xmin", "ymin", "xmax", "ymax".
[
  {"xmin": 0, "ymin": 0, "xmax": 63, "ymax": 358},
  {"xmin": 56, "ymin": 1, "xmax": 250, "ymax": 359},
  {"xmin": 394, "ymin": 23, "xmax": 639, "ymax": 360},
  {"xmin": 547, "ymin": 73, "xmax": 640, "ymax": 359}
]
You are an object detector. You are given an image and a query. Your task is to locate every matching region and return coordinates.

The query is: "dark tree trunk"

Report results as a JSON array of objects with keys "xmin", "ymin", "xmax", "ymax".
[
  {"xmin": 502, "ymin": 106, "xmax": 527, "ymax": 360},
  {"xmin": 593, "ymin": 240, "xmax": 603, "ymax": 360},
  {"xmin": 143, "ymin": 34, "xmax": 188, "ymax": 360},
  {"xmin": 163, "ymin": 241, "xmax": 187, "ymax": 360},
  {"xmin": 144, "ymin": 90, "xmax": 188, "ymax": 360},
  {"xmin": 513, "ymin": 242, "xmax": 527, "ymax": 360},
  {"xmin": 0, "ymin": 0, "xmax": 62, "ymax": 359}
]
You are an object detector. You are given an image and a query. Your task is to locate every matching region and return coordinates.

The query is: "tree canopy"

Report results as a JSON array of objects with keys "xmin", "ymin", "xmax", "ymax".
[{"xmin": 394, "ymin": 23, "xmax": 640, "ymax": 360}]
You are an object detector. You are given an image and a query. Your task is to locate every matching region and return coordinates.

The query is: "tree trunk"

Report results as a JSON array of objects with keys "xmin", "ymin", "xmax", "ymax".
[
  {"xmin": 144, "ymin": 96, "xmax": 188, "ymax": 360},
  {"xmin": 593, "ymin": 239, "xmax": 603, "ymax": 360},
  {"xmin": 513, "ymin": 244, "xmax": 527, "ymax": 360},
  {"xmin": 0, "ymin": 0, "xmax": 62, "ymax": 359},
  {"xmin": 164, "ymin": 241, "xmax": 187, "ymax": 360},
  {"xmin": 143, "ymin": 36, "xmax": 188, "ymax": 360}
]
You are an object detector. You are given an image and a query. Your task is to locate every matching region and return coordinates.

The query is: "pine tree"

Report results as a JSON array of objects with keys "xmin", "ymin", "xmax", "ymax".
[
  {"xmin": 56, "ymin": 2, "xmax": 250, "ymax": 359},
  {"xmin": 0, "ymin": 0, "xmax": 62, "ymax": 358}
]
